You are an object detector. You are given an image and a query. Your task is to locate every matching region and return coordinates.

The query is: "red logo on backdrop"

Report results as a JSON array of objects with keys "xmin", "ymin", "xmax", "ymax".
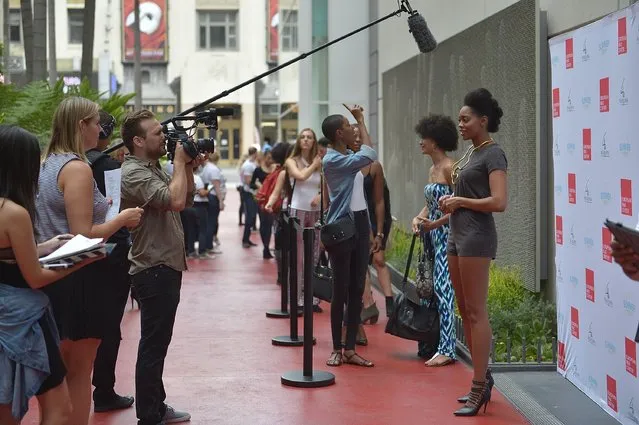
[
  {"xmin": 553, "ymin": 88, "xmax": 560, "ymax": 118},
  {"xmin": 607, "ymin": 375, "xmax": 618, "ymax": 412},
  {"xmin": 583, "ymin": 129, "xmax": 592, "ymax": 160},
  {"xmin": 566, "ymin": 38, "xmax": 574, "ymax": 68},
  {"xmin": 571, "ymin": 307, "xmax": 579, "ymax": 339},
  {"xmin": 586, "ymin": 269, "xmax": 595, "ymax": 302},
  {"xmin": 602, "ymin": 227, "xmax": 612, "ymax": 262},
  {"xmin": 621, "ymin": 179, "xmax": 633, "ymax": 216},
  {"xmin": 558, "ymin": 341, "xmax": 566, "ymax": 370},
  {"xmin": 626, "ymin": 338, "xmax": 637, "ymax": 377},
  {"xmin": 600, "ymin": 78, "xmax": 610, "ymax": 112},
  {"xmin": 568, "ymin": 173, "xmax": 576, "ymax": 204},
  {"xmin": 556, "ymin": 216, "xmax": 564, "ymax": 245},
  {"xmin": 618, "ymin": 17, "xmax": 628, "ymax": 55}
]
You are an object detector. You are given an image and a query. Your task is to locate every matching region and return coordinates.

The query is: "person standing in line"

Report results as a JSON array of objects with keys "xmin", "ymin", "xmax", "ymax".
[
  {"xmin": 200, "ymin": 152, "xmax": 225, "ymax": 253},
  {"xmin": 285, "ymin": 129, "xmax": 323, "ymax": 310},
  {"xmin": 411, "ymin": 114, "xmax": 459, "ymax": 367},
  {"xmin": 322, "ymin": 104, "xmax": 377, "ymax": 368},
  {"xmin": 240, "ymin": 148, "xmax": 259, "ymax": 247},
  {"xmin": 85, "ymin": 110, "xmax": 136, "ymax": 412},
  {"xmin": 251, "ymin": 150, "xmax": 276, "ymax": 259},
  {"xmin": 439, "ymin": 88, "xmax": 507, "ymax": 416},
  {"xmin": 120, "ymin": 109, "xmax": 204, "ymax": 425}
]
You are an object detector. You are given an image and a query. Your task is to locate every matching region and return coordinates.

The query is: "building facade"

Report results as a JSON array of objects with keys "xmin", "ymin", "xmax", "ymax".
[{"xmin": 1, "ymin": 0, "xmax": 301, "ymax": 165}]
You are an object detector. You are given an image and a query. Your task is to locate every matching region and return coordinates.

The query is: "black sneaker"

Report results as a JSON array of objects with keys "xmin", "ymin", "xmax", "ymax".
[
  {"xmin": 93, "ymin": 394, "xmax": 135, "ymax": 412},
  {"xmin": 162, "ymin": 405, "xmax": 191, "ymax": 423}
]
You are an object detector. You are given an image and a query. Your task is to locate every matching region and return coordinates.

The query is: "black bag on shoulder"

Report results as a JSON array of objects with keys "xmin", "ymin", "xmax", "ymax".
[
  {"xmin": 385, "ymin": 233, "xmax": 440, "ymax": 343},
  {"xmin": 312, "ymin": 170, "xmax": 335, "ymax": 301}
]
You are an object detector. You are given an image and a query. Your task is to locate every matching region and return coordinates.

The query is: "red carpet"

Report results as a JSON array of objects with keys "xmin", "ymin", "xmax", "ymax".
[{"xmin": 21, "ymin": 191, "xmax": 529, "ymax": 425}]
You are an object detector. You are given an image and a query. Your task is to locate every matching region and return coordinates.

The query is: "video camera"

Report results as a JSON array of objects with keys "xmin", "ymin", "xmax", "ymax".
[{"xmin": 162, "ymin": 107, "xmax": 234, "ymax": 162}]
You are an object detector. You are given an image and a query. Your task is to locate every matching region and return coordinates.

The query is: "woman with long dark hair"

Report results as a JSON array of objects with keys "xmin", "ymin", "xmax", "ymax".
[
  {"xmin": 439, "ymin": 88, "xmax": 508, "ymax": 416},
  {"xmin": 0, "ymin": 125, "xmax": 99, "ymax": 425}
]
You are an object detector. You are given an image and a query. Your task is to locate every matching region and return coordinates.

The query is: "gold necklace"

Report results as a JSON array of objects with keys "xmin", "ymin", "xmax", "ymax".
[{"xmin": 451, "ymin": 139, "xmax": 493, "ymax": 185}]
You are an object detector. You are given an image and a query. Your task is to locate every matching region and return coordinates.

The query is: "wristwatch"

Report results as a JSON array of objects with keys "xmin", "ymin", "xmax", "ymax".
[{"xmin": 375, "ymin": 232, "xmax": 384, "ymax": 239}]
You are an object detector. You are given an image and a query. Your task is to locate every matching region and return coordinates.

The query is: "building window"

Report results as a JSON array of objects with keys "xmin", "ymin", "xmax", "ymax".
[
  {"xmin": 141, "ymin": 70, "xmax": 151, "ymax": 84},
  {"xmin": 280, "ymin": 10, "xmax": 298, "ymax": 51},
  {"xmin": 197, "ymin": 10, "xmax": 238, "ymax": 50},
  {"xmin": 68, "ymin": 9, "xmax": 84, "ymax": 44},
  {"xmin": 9, "ymin": 9, "xmax": 21, "ymax": 43}
]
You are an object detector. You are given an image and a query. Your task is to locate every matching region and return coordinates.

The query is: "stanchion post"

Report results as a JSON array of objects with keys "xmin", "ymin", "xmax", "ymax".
[
  {"xmin": 266, "ymin": 213, "xmax": 300, "ymax": 318},
  {"xmin": 272, "ymin": 217, "xmax": 307, "ymax": 346},
  {"xmin": 281, "ymin": 228, "xmax": 335, "ymax": 388},
  {"xmin": 289, "ymin": 217, "xmax": 299, "ymax": 338}
]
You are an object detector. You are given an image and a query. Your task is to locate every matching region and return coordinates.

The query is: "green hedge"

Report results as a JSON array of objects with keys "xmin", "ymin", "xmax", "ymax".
[{"xmin": 386, "ymin": 223, "xmax": 557, "ymax": 362}]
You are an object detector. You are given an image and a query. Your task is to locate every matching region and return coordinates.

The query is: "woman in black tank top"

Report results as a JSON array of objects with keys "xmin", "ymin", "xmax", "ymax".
[{"xmin": 360, "ymin": 162, "xmax": 394, "ymax": 323}]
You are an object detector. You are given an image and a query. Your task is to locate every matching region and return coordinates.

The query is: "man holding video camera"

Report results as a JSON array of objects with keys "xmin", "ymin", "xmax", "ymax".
[{"xmin": 120, "ymin": 109, "xmax": 204, "ymax": 425}]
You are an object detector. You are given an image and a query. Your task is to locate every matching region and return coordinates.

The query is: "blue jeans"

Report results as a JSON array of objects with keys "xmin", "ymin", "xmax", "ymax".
[{"xmin": 241, "ymin": 191, "xmax": 257, "ymax": 244}]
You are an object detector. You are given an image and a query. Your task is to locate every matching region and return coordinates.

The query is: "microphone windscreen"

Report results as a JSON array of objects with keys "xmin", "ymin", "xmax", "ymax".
[{"xmin": 407, "ymin": 13, "xmax": 437, "ymax": 53}]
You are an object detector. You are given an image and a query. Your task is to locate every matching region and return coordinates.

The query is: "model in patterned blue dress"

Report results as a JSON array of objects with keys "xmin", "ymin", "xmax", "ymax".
[{"xmin": 417, "ymin": 183, "xmax": 456, "ymax": 364}]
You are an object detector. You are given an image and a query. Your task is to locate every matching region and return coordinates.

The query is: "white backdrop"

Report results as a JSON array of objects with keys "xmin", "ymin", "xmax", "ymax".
[{"xmin": 550, "ymin": 4, "xmax": 639, "ymax": 424}]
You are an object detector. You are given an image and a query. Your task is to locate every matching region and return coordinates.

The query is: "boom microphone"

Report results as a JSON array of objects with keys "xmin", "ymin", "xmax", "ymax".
[
  {"xmin": 104, "ymin": 1, "xmax": 437, "ymax": 155},
  {"xmin": 402, "ymin": 0, "xmax": 437, "ymax": 53}
]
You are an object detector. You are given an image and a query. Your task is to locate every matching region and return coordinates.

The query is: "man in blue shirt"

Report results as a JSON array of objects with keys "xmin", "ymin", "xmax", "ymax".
[{"xmin": 321, "ymin": 105, "xmax": 377, "ymax": 368}]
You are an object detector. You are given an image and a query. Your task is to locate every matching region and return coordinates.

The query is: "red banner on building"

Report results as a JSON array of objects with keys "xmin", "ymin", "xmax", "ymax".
[
  {"xmin": 267, "ymin": 0, "xmax": 279, "ymax": 64},
  {"xmin": 122, "ymin": 0, "xmax": 168, "ymax": 63}
]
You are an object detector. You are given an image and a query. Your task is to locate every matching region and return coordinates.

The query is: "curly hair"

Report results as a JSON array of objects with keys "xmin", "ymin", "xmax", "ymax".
[
  {"xmin": 463, "ymin": 88, "xmax": 504, "ymax": 133},
  {"xmin": 414, "ymin": 114, "xmax": 459, "ymax": 152}
]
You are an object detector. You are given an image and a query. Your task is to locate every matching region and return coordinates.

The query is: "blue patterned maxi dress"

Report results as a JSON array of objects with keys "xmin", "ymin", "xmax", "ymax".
[{"xmin": 417, "ymin": 183, "xmax": 456, "ymax": 359}]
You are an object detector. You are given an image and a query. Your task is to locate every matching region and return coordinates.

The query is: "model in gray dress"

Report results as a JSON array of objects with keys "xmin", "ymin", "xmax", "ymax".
[{"xmin": 447, "ymin": 142, "xmax": 507, "ymax": 258}]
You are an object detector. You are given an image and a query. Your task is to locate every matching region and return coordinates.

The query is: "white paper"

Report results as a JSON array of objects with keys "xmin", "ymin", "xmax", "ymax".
[
  {"xmin": 39, "ymin": 234, "xmax": 104, "ymax": 263},
  {"xmin": 104, "ymin": 169, "xmax": 122, "ymax": 222}
]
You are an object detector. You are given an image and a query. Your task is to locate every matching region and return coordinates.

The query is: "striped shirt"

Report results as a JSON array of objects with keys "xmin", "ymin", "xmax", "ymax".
[{"xmin": 35, "ymin": 153, "xmax": 109, "ymax": 242}]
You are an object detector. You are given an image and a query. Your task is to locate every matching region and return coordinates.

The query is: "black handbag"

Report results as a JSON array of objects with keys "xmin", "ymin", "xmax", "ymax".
[
  {"xmin": 313, "ymin": 170, "xmax": 334, "ymax": 301},
  {"xmin": 415, "ymin": 232, "xmax": 435, "ymax": 301},
  {"xmin": 312, "ymin": 253, "xmax": 333, "ymax": 302},
  {"xmin": 385, "ymin": 233, "xmax": 440, "ymax": 343},
  {"xmin": 318, "ymin": 169, "xmax": 356, "ymax": 248}
]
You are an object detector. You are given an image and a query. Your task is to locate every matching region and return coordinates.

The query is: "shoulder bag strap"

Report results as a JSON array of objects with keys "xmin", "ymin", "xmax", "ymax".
[{"xmin": 402, "ymin": 233, "xmax": 418, "ymax": 286}]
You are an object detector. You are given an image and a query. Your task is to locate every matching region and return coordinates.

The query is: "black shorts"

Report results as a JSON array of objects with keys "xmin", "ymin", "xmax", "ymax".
[{"xmin": 36, "ymin": 316, "xmax": 67, "ymax": 395}]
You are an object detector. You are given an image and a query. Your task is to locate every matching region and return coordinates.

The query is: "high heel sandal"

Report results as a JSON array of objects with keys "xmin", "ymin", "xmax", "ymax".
[
  {"xmin": 360, "ymin": 302, "xmax": 380, "ymax": 324},
  {"xmin": 457, "ymin": 368, "xmax": 493, "ymax": 403},
  {"xmin": 453, "ymin": 379, "xmax": 491, "ymax": 416}
]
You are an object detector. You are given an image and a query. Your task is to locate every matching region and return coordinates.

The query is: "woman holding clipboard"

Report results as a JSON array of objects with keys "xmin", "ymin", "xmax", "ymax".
[{"xmin": 0, "ymin": 125, "xmax": 101, "ymax": 425}]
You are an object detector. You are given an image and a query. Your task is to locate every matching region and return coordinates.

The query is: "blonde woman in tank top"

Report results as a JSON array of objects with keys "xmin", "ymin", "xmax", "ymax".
[
  {"xmin": 36, "ymin": 97, "xmax": 143, "ymax": 425},
  {"xmin": 285, "ymin": 129, "xmax": 322, "ymax": 310}
]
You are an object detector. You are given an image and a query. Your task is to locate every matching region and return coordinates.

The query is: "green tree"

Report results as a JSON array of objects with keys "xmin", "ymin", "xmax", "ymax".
[{"xmin": 0, "ymin": 78, "xmax": 135, "ymax": 146}]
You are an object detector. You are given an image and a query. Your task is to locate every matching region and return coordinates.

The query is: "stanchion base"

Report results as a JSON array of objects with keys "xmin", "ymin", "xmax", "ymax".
[
  {"xmin": 281, "ymin": 370, "xmax": 336, "ymax": 388},
  {"xmin": 271, "ymin": 335, "xmax": 317, "ymax": 346},
  {"xmin": 265, "ymin": 309, "xmax": 290, "ymax": 318}
]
